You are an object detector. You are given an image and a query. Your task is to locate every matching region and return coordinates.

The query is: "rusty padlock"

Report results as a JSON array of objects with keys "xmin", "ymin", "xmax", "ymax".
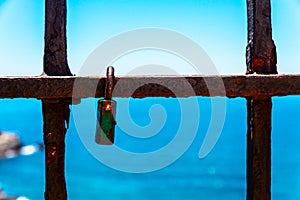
[{"xmin": 95, "ymin": 66, "xmax": 116, "ymax": 145}]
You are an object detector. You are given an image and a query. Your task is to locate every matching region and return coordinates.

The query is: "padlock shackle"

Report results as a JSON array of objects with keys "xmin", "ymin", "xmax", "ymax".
[{"xmin": 104, "ymin": 66, "xmax": 115, "ymax": 100}]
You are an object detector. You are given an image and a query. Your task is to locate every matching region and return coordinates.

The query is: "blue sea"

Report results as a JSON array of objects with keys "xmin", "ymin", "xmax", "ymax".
[{"xmin": 0, "ymin": 97, "xmax": 300, "ymax": 200}]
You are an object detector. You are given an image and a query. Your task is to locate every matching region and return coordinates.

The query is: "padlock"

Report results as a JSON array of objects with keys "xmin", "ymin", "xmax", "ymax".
[{"xmin": 95, "ymin": 66, "xmax": 116, "ymax": 145}]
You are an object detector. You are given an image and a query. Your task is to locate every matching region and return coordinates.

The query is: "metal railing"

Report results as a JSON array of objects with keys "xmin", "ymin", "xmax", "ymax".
[{"xmin": 0, "ymin": 0, "xmax": 294, "ymax": 199}]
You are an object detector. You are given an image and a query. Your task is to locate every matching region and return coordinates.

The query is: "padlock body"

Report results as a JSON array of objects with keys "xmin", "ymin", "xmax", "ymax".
[{"xmin": 96, "ymin": 99, "xmax": 116, "ymax": 145}]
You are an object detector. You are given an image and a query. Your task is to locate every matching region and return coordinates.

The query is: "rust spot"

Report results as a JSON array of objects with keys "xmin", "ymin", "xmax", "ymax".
[
  {"xmin": 46, "ymin": 143, "xmax": 57, "ymax": 165},
  {"xmin": 253, "ymin": 58, "xmax": 264, "ymax": 68}
]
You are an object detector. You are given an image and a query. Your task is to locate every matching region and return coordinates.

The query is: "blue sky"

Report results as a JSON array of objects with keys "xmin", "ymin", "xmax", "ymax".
[{"xmin": 0, "ymin": 0, "xmax": 300, "ymax": 76}]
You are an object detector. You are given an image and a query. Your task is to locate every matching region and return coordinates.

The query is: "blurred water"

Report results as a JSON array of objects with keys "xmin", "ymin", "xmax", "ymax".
[{"xmin": 0, "ymin": 97, "xmax": 299, "ymax": 200}]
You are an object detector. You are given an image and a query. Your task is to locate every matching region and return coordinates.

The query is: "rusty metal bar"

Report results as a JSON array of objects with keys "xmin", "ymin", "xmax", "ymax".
[
  {"xmin": 246, "ymin": 0, "xmax": 277, "ymax": 74},
  {"xmin": 42, "ymin": 0, "xmax": 71, "ymax": 200},
  {"xmin": 246, "ymin": 0, "xmax": 277, "ymax": 199},
  {"xmin": 0, "ymin": 75, "xmax": 300, "ymax": 99},
  {"xmin": 247, "ymin": 96, "xmax": 272, "ymax": 200},
  {"xmin": 44, "ymin": 0, "xmax": 72, "ymax": 76}
]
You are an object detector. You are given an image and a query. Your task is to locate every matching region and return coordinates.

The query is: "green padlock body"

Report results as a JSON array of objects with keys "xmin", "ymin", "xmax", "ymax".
[{"xmin": 95, "ymin": 99, "xmax": 116, "ymax": 145}]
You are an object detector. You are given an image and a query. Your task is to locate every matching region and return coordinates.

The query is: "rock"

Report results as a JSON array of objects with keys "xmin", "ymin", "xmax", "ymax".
[
  {"xmin": 0, "ymin": 187, "xmax": 29, "ymax": 200},
  {"xmin": 0, "ymin": 132, "xmax": 21, "ymax": 158}
]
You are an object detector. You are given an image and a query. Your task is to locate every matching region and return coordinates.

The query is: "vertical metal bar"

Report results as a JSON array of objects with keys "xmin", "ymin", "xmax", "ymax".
[
  {"xmin": 44, "ymin": 0, "xmax": 72, "ymax": 76},
  {"xmin": 246, "ymin": 96, "xmax": 272, "ymax": 200},
  {"xmin": 42, "ymin": 100, "xmax": 70, "ymax": 200},
  {"xmin": 246, "ymin": 0, "xmax": 277, "ymax": 199},
  {"xmin": 246, "ymin": 0, "xmax": 277, "ymax": 75},
  {"xmin": 43, "ymin": 0, "xmax": 72, "ymax": 200}
]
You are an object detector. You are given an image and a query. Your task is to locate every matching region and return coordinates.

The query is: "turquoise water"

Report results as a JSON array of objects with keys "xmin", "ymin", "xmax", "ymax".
[{"xmin": 0, "ymin": 97, "xmax": 299, "ymax": 200}]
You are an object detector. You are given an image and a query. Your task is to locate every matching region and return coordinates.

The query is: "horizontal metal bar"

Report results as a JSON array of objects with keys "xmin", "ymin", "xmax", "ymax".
[{"xmin": 0, "ymin": 75, "xmax": 300, "ymax": 99}]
